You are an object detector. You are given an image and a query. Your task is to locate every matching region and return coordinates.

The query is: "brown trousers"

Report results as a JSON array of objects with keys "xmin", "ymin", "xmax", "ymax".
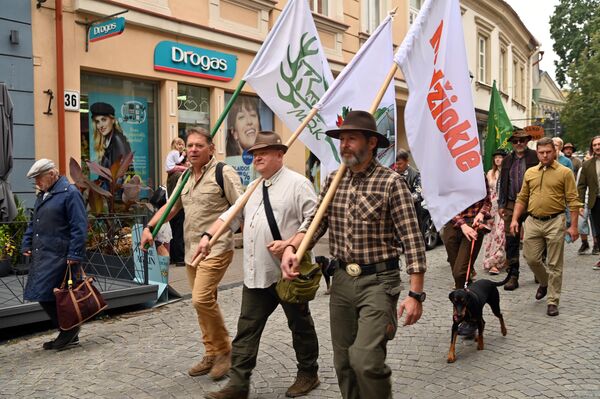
[{"xmin": 442, "ymin": 223, "xmax": 485, "ymax": 289}]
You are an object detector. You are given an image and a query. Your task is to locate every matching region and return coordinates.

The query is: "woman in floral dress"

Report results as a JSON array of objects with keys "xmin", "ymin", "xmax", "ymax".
[{"xmin": 483, "ymin": 149, "xmax": 507, "ymax": 274}]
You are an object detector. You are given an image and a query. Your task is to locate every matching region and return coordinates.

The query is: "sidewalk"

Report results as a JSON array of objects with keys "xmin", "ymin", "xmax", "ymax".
[{"xmin": 2, "ymin": 242, "xmax": 600, "ymax": 398}]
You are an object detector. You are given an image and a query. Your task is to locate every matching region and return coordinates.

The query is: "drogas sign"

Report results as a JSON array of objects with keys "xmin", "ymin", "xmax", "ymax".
[
  {"xmin": 89, "ymin": 17, "xmax": 126, "ymax": 42},
  {"xmin": 154, "ymin": 41, "xmax": 237, "ymax": 82}
]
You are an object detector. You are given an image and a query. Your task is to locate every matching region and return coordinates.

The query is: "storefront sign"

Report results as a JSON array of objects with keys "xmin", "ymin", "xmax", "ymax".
[
  {"xmin": 154, "ymin": 41, "xmax": 237, "ymax": 82},
  {"xmin": 89, "ymin": 17, "xmax": 126, "ymax": 42}
]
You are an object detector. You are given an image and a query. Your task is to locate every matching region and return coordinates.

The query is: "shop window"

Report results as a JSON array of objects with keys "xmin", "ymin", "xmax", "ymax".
[
  {"xmin": 224, "ymin": 93, "xmax": 274, "ymax": 187},
  {"xmin": 177, "ymin": 84, "xmax": 210, "ymax": 138},
  {"xmin": 80, "ymin": 73, "xmax": 158, "ymax": 188}
]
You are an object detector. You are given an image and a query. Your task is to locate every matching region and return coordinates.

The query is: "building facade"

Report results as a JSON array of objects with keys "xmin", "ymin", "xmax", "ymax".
[{"xmin": 19, "ymin": 0, "xmax": 542, "ymax": 206}]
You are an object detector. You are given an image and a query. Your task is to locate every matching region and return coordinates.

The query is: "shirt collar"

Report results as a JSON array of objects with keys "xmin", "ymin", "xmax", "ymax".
[
  {"xmin": 263, "ymin": 166, "xmax": 285, "ymax": 187},
  {"xmin": 348, "ymin": 158, "xmax": 378, "ymax": 179},
  {"xmin": 537, "ymin": 160, "xmax": 559, "ymax": 170}
]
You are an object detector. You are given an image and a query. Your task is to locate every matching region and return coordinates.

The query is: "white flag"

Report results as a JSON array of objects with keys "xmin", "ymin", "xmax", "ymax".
[
  {"xmin": 316, "ymin": 14, "xmax": 397, "ymax": 169},
  {"xmin": 243, "ymin": 0, "xmax": 336, "ymax": 171},
  {"xmin": 394, "ymin": 0, "xmax": 486, "ymax": 229}
]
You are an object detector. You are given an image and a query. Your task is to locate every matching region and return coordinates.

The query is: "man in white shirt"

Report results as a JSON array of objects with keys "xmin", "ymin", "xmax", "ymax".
[{"xmin": 197, "ymin": 131, "xmax": 320, "ymax": 399}]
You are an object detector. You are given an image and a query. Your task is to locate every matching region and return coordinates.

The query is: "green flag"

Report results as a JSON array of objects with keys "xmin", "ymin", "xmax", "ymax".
[{"xmin": 484, "ymin": 81, "xmax": 513, "ymax": 171}]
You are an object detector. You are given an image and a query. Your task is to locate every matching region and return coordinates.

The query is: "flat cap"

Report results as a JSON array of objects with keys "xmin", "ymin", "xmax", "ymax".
[{"xmin": 27, "ymin": 158, "xmax": 56, "ymax": 178}]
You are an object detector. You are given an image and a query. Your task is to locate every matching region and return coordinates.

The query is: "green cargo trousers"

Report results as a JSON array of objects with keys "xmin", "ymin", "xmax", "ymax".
[
  {"xmin": 330, "ymin": 267, "xmax": 401, "ymax": 399},
  {"xmin": 228, "ymin": 284, "xmax": 319, "ymax": 390}
]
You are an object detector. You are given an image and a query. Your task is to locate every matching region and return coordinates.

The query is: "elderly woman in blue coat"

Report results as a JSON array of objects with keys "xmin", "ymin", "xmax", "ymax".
[{"xmin": 21, "ymin": 159, "xmax": 88, "ymax": 351}]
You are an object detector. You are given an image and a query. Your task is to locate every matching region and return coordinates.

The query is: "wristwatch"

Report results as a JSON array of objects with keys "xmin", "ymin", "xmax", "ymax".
[
  {"xmin": 201, "ymin": 231, "xmax": 213, "ymax": 240},
  {"xmin": 144, "ymin": 224, "xmax": 154, "ymax": 231},
  {"xmin": 408, "ymin": 290, "xmax": 426, "ymax": 303}
]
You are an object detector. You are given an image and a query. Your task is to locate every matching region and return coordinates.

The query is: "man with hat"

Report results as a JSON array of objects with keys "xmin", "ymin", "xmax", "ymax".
[
  {"xmin": 21, "ymin": 159, "xmax": 88, "ymax": 350},
  {"xmin": 498, "ymin": 129, "xmax": 540, "ymax": 290},
  {"xmin": 199, "ymin": 131, "xmax": 320, "ymax": 399},
  {"xmin": 141, "ymin": 128, "xmax": 243, "ymax": 381},
  {"xmin": 281, "ymin": 110, "xmax": 427, "ymax": 399},
  {"xmin": 563, "ymin": 142, "xmax": 582, "ymax": 175}
]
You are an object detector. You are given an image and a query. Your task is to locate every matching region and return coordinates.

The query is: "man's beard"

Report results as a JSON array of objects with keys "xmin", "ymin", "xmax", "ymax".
[{"xmin": 342, "ymin": 147, "xmax": 370, "ymax": 167}]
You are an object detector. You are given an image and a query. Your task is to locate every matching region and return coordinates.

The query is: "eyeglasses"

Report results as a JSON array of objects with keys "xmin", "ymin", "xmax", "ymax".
[{"xmin": 511, "ymin": 138, "xmax": 528, "ymax": 144}]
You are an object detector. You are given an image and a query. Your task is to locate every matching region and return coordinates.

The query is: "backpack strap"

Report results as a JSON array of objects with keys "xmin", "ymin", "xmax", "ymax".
[{"xmin": 215, "ymin": 162, "xmax": 225, "ymax": 198}]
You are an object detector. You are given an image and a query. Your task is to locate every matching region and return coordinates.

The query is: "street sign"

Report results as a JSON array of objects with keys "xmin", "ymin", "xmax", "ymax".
[
  {"xmin": 64, "ymin": 90, "xmax": 80, "ymax": 112},
  {"xmin": 89, "ymin": 17, "xmax": 126, "ymax": 42}
]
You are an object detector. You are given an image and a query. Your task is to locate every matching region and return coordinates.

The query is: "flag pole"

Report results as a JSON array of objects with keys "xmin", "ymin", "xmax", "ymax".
[
  {"xmin": 190, "ymin": 107, "xmax": 320, "ymax": 267},
  {"xmin": 149, "ymin": 79, "xmax": 247, "ymax": 241},
  {"xmin": 295, "ymin": 63, "xmax": 398, "ymax": 260}
]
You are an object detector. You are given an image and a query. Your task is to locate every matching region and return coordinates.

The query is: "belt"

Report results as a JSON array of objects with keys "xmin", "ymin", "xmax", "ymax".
[
  {"xmin": 339, "ymin": 258, "xmax": 399, "ymax": 277},
  {"xmin": 529, "ymin": 212, "xmax": 562, "ymax": 221}
]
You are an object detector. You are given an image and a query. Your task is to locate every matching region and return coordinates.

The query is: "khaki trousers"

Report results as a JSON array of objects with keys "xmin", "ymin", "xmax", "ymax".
[
  {"xmin": 186, "ymin": 250, "xmax": 234, "ymax": 356},
  {"xmin": 522, "ymin": 215, "xmax": 565, "ymax": 306},
  {"xmin": 330, "ymin": 267, "xmax": 400, "ymax": 399}
]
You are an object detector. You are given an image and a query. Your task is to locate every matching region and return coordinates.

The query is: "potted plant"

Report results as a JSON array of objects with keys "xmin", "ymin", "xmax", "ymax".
[{"xmin": 0, "ymin": 224, "xmax": 16, "ymax": 277}]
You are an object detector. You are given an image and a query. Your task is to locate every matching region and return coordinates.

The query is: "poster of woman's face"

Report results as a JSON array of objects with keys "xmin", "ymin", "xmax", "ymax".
[
  {"xmin": 225, "ymin": 94, "xmax": 274, "ymax": 156},
  {"xmin": 224, "ymin": 94, "xmax": 274, "ymax": 185}
]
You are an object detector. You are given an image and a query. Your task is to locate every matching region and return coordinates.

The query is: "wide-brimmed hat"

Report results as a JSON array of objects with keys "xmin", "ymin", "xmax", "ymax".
[
  {"xmin": 325, "ymin": 110, "xmax": 390, "ymax": 148},
  {"xmin": 246, "ymin": 131, "xmax": 288, "ymax": 154},
  {"xmin": 27, "ymin": 158, "xmax": 56, "ymax": 178},
  {"xmin": 563, "ymin": 142, "xmax": 576, "ymax": 151},
  {"xmin": 492, "ymin": 148, "xmax": 508, "ymax": 157},
  {"xmin": 90, "ymin": 102, "xmax": 115, "ymax": 118},
  {"xmin": 508, "ymin": 129, "xmax": 531, "ymax": 142}
]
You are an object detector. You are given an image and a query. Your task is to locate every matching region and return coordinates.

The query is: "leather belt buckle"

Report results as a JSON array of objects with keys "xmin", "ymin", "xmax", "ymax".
[{"xmin": 345, "ymin": 263, "xmax": 362, "ymax": 277}]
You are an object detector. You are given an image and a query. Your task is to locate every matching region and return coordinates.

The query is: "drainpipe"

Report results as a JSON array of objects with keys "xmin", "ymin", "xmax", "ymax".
[{"xmin": 55, "ymin": 0, "xmax": 66, "ymax": 174}]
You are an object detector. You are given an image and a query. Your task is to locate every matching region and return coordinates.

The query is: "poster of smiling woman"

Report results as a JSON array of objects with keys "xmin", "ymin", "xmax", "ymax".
[
  {"xmin": 224, "ymin": 93, "xmax": 274, "ymax": 186},
  {"xmin": 88, "ymin": 93, "xmax": 150, "ymax": 185}
]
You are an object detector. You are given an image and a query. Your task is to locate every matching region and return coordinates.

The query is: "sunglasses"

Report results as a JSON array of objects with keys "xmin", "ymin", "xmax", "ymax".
[{"xmin": 511, "ymin": 138, "xmax": 528, "ymax": 144}]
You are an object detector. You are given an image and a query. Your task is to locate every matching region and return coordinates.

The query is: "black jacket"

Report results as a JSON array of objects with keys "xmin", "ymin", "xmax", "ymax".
[
  {"xmin": 101, "ymin": 131, "xmax": 132, "ymax": 170},
  {"xmin": 497, "ymin": 148, "xmax": 539, "ymax": 208}
]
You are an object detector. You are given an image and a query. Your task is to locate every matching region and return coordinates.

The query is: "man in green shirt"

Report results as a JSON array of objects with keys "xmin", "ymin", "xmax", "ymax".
[{"xmin": 510, "ymin": 137, "xmax": 582, "ymax": 316}]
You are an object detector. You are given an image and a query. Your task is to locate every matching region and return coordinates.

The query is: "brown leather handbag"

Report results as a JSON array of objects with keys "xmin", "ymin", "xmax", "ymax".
[{"xmin": 53, "ymin": 266, "xmax": 107, "ymax": 330}]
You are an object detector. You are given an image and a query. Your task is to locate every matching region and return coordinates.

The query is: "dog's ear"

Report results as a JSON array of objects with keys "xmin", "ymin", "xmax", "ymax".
[{"xmin": 449, "ymin": 291, "xmax": 455, "ymax": 302}]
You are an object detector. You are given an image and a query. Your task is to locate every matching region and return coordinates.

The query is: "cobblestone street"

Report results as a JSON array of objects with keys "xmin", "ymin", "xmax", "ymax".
[{"xmin": 2, "ymin": 243, "xmax": 600, "ymax": 398}]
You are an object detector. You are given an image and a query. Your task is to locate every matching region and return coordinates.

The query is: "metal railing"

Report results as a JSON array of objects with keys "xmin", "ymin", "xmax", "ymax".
[{"xmin": 0, "ymin": 214, "xmax": 149, "ymax": 306}]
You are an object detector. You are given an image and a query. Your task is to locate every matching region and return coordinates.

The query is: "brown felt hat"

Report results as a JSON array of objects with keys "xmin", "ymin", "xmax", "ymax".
[
  {"xmin": 246, "ymin": 131, "xmax": 288, "ymax": 154},
  {"xmin": 325, "ymin": 110, "xmax": 390, "ymax": 148},
  {"xmin": 508, "ymin": 129, "xmax": 532, "ymax": 142},
  {"xmin": 563, "ymin": 142, "xmax": 576, "ymax": 150}
]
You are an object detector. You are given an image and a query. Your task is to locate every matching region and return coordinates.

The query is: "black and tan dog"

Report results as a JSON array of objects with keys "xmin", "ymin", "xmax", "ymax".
[{"xmin": 447, "ymin": 271, "xmax": 512, "ymax": 363}]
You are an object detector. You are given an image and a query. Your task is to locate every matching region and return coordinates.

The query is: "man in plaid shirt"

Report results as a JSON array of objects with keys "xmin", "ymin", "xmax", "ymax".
[{"xmin": 281, "ymin": 110, "xmax": 427, "ymax": 399}]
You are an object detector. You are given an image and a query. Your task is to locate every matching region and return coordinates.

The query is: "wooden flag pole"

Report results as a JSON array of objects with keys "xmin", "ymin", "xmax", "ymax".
[
  {"xmin": 295, "ymin": 63, "xmax": 399, "ymax": 260},
  {"xmin": 190, "ymin": 107, "xmax": 320, "ymax": 266},
  {"xmin": 147, "ymin": 80, "xmax": 247, "ymax": 243}
]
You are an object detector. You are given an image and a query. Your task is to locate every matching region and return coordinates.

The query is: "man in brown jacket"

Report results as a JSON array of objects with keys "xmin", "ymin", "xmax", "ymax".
[{"xmin": 577, "ymin": 136, "xmax": 600, "ymax": 268}]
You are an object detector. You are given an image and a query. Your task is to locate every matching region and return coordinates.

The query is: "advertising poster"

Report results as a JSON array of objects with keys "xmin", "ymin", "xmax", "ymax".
[
  {"xmin": 88, "ymin": 92, "xmax": 150, "ymax": 185},
  {"xmin": 224, "ymin": 93, "xmax": 274, "ymax": 186},
  {"xmin": 132, "ymin": 224, "xmax": 169, "ymax": 303}
]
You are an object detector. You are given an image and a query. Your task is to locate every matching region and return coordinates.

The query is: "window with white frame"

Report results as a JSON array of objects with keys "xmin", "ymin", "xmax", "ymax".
[
  {"xmin": 499, "ymin": 47, "xmax": 507, "ymax": 92},
  {"xmin": 513, "ymin": 60, "xmax": 519, "ymax": 100},
  {"xmin": 363, "ymin": 0, "xmax": 382, "ymax": 34},
  {"xmin": 409, "ymin": 0, "xmax": 422, "ymax": 25},
  {"xmin": 477, "ymin": 34, "xmax": 489, "ymax": 83},
  {"xmin": 309, "ymin": 0, "xmax": 329, "ymax": 16}
]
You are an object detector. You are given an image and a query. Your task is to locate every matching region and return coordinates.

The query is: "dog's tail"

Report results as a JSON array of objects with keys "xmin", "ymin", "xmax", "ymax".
[{"xmin": 492, "ymin": 266, "xmax": 514, "ymax": 287}]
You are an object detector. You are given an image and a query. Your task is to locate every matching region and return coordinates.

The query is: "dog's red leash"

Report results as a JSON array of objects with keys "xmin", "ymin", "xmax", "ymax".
[{"xmin": 464, "ymin": 238, "xmax": 477, "ymax": 289}]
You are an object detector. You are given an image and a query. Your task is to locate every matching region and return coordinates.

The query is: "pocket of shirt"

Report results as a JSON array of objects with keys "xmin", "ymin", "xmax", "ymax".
[{"xmin": 357, "ymin": 193, "xmax": 384, "ymax": 220}]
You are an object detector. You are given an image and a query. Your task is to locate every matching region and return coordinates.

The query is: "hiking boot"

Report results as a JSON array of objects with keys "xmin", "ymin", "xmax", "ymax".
[
  {"xmin": 593, "ymin": 245, "xmax": 599, "ymax": 255},
  {"xmin": 204, "ymin": 386, "xmax": 249, "ymax": 399},
  {"xmin": 578, "ymin": 240, "xmax": 590, "ymax": 254},
  {"xmin": 535, "ymin": 285, "xmax": 548, "ymax": 300},
  {"xmin": 188, "ymin": 355, "xmax": 215, "ymax": 377},
  {"xmin": 285, "ymin": 371, "xmax": 320, "ymax": 398},
  {"xmin": 547, "ymin": 304, "xmax": 559, "ymax": 316},
  {"xmin": 208, "ymin": 351, "xmax": 231, "ymax": 380},
  {"xmin": 504, "ymin": 276, "xmax": 519, "ymax": 291}
]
